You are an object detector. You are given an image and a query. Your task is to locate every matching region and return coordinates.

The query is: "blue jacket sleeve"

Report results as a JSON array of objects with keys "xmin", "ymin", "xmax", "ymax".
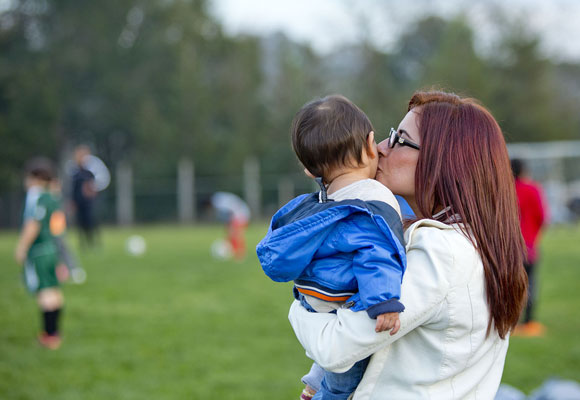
[{"xmin": 336, "ymin": 218, "xmax": 406, "ymax": 318}]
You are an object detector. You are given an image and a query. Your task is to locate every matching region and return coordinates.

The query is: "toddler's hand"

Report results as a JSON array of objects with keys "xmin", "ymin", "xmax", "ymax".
[{"xmin": 375, "ymin": 312, "xmax": 400, "ymax": 335}]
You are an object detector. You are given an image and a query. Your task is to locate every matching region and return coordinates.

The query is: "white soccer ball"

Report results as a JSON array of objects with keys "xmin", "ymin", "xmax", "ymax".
[
  {"xmin": 126, "ymin": 235, "xmax": 147, "ymax": 256},
  {"xmin": 71, "ymin": 267, "xmax": 87, "ymax": 284},
  {"xmin": 210, "ymin": 239, "xmax": 233, "ymax": 260}
]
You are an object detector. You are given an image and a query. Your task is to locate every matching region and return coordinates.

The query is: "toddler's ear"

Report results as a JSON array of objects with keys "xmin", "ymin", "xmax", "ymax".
[
  {"xmin": 366, "ymin": 131, "xmax": 377, "ymax": 159},
  {"xmin": 303, "ymin": 168, "xmax": 316, "ymax": 179}
]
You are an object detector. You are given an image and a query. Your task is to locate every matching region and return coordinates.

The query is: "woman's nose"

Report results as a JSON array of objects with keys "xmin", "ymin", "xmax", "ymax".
[{"xmin": 377, "ymin": 139, "xmax": 389, "ymax": 157}]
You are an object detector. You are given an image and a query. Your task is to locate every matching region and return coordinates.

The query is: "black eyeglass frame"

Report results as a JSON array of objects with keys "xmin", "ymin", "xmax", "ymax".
[{"xmin": 388, "ymin": 127, "xmax": 421, "ymax": 150}]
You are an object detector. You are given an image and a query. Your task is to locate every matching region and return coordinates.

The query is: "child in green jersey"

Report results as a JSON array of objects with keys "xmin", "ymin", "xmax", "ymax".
[{"xmin": 15, "ymin": 158, "xmax": 64, "ymax": 350}]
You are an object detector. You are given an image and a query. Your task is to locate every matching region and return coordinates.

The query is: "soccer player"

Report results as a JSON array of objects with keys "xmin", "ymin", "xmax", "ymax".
[{"xmin": 15, "ymin": 158, "xmax": 64, "ymax": 349}]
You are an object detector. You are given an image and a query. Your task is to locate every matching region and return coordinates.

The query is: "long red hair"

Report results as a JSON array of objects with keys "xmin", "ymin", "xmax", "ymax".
[{"xmin": 408, "ymin": 90, "xmax": 527, "ymax": 339}]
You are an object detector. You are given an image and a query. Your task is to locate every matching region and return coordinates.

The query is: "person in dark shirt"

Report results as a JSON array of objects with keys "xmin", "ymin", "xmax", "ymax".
[{"xmin": 71, "ymin": 145, "xmax": 98, "ymax": 248}]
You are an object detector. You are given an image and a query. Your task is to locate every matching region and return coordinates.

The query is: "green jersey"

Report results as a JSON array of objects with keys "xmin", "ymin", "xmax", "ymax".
[{"xmin": 23, "ymin": 186, "xmax": 59, "ymax": 257}]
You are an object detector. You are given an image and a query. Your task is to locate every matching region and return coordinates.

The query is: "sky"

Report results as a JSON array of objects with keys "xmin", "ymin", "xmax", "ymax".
[{"xmin": 210, "ymin": 0, "xmax": 580, "ymax": 62}]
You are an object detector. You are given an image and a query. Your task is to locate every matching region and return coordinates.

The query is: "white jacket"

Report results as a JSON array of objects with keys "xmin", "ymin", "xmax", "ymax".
[{"xmin": 288, "ymin": 219, "xmax": 509, "ymax": 400}]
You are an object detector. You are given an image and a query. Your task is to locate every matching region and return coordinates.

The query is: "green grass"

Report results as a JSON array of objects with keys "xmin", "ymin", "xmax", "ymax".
[
  {"xmin": 0, "ymin": 225, "xmax": 308, "ymax": 399},
  {"xmin": 502, "ymin": 224, "xmax": 580, "ymax": 392},
  {"xmin": 0, "ymin": 223, "xmax": 579, "ymax": 399}
]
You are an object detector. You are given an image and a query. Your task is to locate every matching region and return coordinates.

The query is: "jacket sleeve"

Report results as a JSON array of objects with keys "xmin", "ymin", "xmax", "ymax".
[
  {"xmin": 337, "ymin": 219, "xmax": 405, "ymax": 318},
  {"xmin": 288, "ymin": 225, "xmax": 454, "ymax": 373}
]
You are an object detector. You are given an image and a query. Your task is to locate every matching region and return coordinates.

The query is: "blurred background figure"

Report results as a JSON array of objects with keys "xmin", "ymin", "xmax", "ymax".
[
  {"xmin": 568, "ymin": 196, "xmax": 580, "ymax": 221},
  {"xmin": 14, "ymin": 158, "xmax": 64, "ymax": 350},
  {"xmin": 511, "ymin": 158, "xmax": 549, "ymax": 337},
  {"xmin": 210, "ymin": 192, "xmax": 250, "ymax": 260},
  {"xmin": 69, "ymin": 145, "xmax": 110, "ymax": 249}
]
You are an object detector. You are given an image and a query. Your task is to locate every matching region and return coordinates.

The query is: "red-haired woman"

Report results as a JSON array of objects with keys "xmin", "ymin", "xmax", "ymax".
[{"xmin": 289, "ymin": 90, "xmax": 528, "ymax": 399}]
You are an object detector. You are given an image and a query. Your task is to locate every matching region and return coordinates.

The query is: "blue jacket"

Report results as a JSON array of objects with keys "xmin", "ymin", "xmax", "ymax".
[{"xmin": 257, "ymin": 193, "xmax": 407, "ymax": 318}]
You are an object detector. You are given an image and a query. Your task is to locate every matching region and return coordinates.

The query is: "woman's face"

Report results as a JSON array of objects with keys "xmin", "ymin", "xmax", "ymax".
[{"xmin": 376, "ymin": 109, "xmax": 421, "ymax": 210}]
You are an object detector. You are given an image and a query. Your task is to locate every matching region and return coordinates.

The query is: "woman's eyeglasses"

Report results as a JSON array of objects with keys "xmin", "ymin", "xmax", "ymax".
[{"xmin": 388, "ymin": 128, "xmax": 420, "ymax": 150}]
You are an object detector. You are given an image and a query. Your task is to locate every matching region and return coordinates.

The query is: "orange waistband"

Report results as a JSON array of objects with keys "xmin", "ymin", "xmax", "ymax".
[{"xmin": 296, "ymin": 287, "xmax": 351, "ymax": 302}]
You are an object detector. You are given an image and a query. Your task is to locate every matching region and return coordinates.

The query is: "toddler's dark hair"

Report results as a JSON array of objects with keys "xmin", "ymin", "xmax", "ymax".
[{"xmin": 291, "ymin": 95, "xmax": 374, "ymax": 183}]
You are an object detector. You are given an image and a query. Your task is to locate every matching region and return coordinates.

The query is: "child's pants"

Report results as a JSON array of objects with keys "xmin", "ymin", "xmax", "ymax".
[
  {"xmin": 300, "ymin": 295, "xmax": 370, "ymax": 399},
  {"xmin": 303, "ymin": 359, "xmax": 370, "ymax": 400}
]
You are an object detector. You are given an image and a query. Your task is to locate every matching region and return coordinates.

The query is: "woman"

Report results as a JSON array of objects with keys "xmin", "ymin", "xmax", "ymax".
[{"xmin": 289, "ymin": 90, "xmax": 528, "ymax": 399}]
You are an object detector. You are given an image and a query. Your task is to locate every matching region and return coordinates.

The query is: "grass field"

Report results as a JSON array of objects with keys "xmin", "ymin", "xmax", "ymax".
[{"xmin": 0, "ymin": 223, "xmax": 579, "ymax": 399}]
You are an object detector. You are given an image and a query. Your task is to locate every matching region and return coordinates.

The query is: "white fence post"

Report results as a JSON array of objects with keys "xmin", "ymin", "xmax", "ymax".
[
  {"xmin": 177, "ymin": 158, "xmax": 195, "ymax": 223},
  {"xmin": 116, "ymin": 161, "xmax": 134, "ymax": 226},
  {"xmin": 244, "ymin": 156, "xmax": 261, "ymax": 218},
  {"xmin": 278, "ymin": 177, "xmax": 294, "ymax": 207}
]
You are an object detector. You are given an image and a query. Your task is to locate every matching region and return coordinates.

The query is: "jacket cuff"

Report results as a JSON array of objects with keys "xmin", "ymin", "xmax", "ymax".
[{"xmin": 366, "ymin": 299, "xmax": 405, "ymax": 318}]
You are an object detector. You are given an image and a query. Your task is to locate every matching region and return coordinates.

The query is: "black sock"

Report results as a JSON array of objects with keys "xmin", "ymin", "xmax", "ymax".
[{"xmin": 42, "ymin": 309, "xmax": 61, "ymax": 336}]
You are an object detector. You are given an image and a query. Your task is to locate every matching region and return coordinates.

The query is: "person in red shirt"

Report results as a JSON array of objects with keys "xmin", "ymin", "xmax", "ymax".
[{"xmin": 511, "ymin": 158, "xmax": 549, "ymax": 337}]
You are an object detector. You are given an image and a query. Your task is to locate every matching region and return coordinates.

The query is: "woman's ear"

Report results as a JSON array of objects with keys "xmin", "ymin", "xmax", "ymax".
[
  {"xmin": 303, "ymin": 168, "xmax": 316, "ymax": 179},
  {"xmin": 366, "ymin": 131, "xmax": 377, "ymax": 159}
]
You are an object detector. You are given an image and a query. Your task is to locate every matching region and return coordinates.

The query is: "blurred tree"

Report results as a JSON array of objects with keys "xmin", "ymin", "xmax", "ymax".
[
  {"xmin": 486, "ymin": 22, "xmax": 577, "ymax": 142},
  {"xmin": 554, "ymin": 62, "xmax": 580, "ymax": 140},
  {"xmin": 0, "ymin": 0, "xmax": 268, "ymax": 187},
  {"xmin": 0, "ymin": 2, "xmax": 60, "ymax": 189},
  {"xmin": 421, "ymin": 17, "xmax": 490, "ymax": 100},
  {"xmin": 348, "ymin": 44, "xmax": 403, "ymax": 140},
  {"xmin": 256, "ymin": 33, "xmax": 324, "ymax": 175},
  {"xmin": 392, "ymin": 16, "xmax": 448, "ymax": 86}
]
